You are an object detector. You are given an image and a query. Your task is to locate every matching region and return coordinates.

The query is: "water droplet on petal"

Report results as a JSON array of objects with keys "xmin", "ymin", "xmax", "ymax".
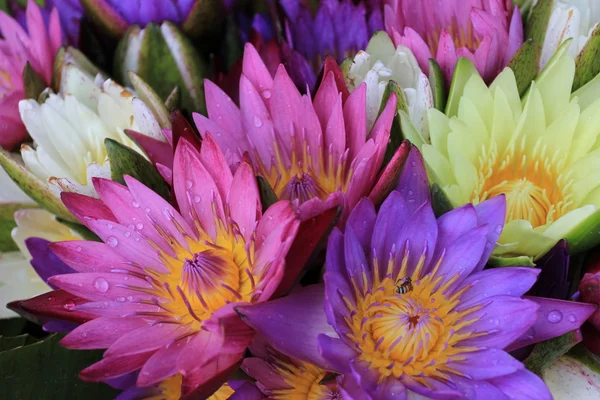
[
  {"xmin": 126, "ymin": 296, "xmax": 134, "ymax": 301},
  {"xmin": 547, "ymin": 310, "xmax": 563, "ymax": 323},
  {"xmin": 262, "ymin": 89, "xmax": 272, "ymax": 99},
  {"xmin": 94, "ymin": 278, "xmax": 109, "ymax": 293},
  {"xmin": 116, "ymin": 297, "xmax": 126, "ymax": 302},
  {"xmin": 185, "ymin": 179, "xmax": 193, "ymax": 189},
  {"xmin": 134, "ymin": 237, "xmax": 140, "ymax": 242},
  {"xmin": 76, "ymin": 246, "xmax": 82, "ymax": 252},
  {"xmin": 568, "ymin": 314, "xmax": 577, "ymax": 323},
  {"xmin": 132, "ymin": 201, "xmax": 140, "ymax": 208},
  {"xmin": 253, "ymin": 115, "xmax": 263, "ymax": 127},
  {"xmin": 495, "ymin": 225, "xmax": 503, "ymax": 234},
  {"xmin": 124, "ymin": 232, "xmax": 131, "ymax": 238},
  {"xmin": 145, "ymin": 208, "xmax": 151, "ymax": 213},
  {"xmin": 48, "ymin": 296, "xmax": 55, "ymax": 302},
  {"xmin": 193, "ymin": 195, "xmax": 201, "ymax": 203},
  {"xmin": 107, "ymin": 236, "xmax": 118, "ymax": 247},
  {"xmin": 63, "ymin": 300, "xmax": 75, "ymax": 310},
  {"xmin": 106, "ymin": 223, "xmax": 113, "ymax": 230},
  {"xmin": 136, "ymin": 223, "xmax": 144, "ymax": 230}
]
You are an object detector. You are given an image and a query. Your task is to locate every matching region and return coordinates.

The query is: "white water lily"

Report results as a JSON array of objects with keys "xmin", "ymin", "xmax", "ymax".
[
  {"xmin": 537, "ymin": 0, "xmax": 600, "ymax": 69},
  {"xmin": 18, "ymin": 63, "xmax": 167, "ymax": 197},
  {"xmin": 543, "ymin": 352, "xmax": 600, "ymax": 399},
  {"xmin": 346, "ymin": 31, "xmax": 433, "ymax": 139}
]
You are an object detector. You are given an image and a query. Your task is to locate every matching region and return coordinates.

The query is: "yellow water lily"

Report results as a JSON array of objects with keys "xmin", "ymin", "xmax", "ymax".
[{"xmin": 409, "ymin": 42, "xmax": 600, "ymax": 260}]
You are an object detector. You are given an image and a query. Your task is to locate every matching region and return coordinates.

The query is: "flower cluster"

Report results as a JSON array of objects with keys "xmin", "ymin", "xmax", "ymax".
[{"xmin": 2, "ymin": 0, "xmax": 600, "ymax": 399}]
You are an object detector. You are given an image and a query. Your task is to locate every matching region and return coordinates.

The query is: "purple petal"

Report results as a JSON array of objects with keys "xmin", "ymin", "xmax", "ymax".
[
  {"xmin": 317, "ymin": 335, "xmax": 357, "ymax": 374},
  {"xmin": 230, "ymin": 382, "xmax": 265, "ymax": 400},
  {"xmin": 25, "ymin": 238, "xmax": 75, "ymax": 287},
  {"xmin": 345, "ymin": 197, "xmax": 376, "ymax": 254},
  {"xmin": 236, "ymin": 284, "xmax": 336, "ymax": 370},
  {"xmin": 434, "ymin": 204, "xmax": 478, "ymax": 252},
  {"xmin": 447, "ymin": 348, "xmax": 522, "ymax": 380},
  {"xmin": 394, "ymin": 147, "xmax": 431, "ymax": 214},
  {"xmin": 488, "ymin": 369, "xmax": 552, "ymax": 400},
  {"xmin": 529, "ymin": 240, "xmax": 570, "ymax": 300},
  {"xmin": 507, "ymin": 297, "xmax": 597, "ymax": 351},
  {"xmin": 473, "ymin": 195, "xmax": 506, "ymax": 271}
]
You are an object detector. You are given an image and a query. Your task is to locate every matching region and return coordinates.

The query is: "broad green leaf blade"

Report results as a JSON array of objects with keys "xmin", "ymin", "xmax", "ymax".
[
  {"xmin": 445, "ymin": 57, "xmax": 479, "ymax": 118},
  {"xmin": 105, "ymin": 138, "xmax": 171, "ymax": 201},
  {"xmin": 22, "ymin": 62, "xmax": 47, "ymax": 100},
  {"xmin": 562, "ymin": 208, "xmax": 600, "ymax": 255},
  {"xmin": 488, "ymin": 255, "xmax": 536, "ymax": 268},
  {"xmin": 0, "ymin": 334, "xmax": 118, "ymax": 399},
  {"xmin": 508, "ymin": 39, "xmax": 540, "ymax": 96},
  {"xmin": 0, "ymin": 203, "xmax": 36, "ymax": 252},
  {"xmin": 378, "ymin": 81, "xmax": 408, "ymax": 165},
  {"xmin": 428, "ymin": 58, "xmax": 446, "ymax": 111},
  {"xmin": 257, "ymin": 176, "xmax": 278, "ymax": 211},
  {"xmin": 0, "ymin": 150, "xmax": 76, "ymax": 223},
  {"xmin": 128, "ymin": 71, "xmax": 171, "ymax": 129},
  {"xmin": 573, "ymin": 24, "xmax": 600, "ymax": 91},
  {"xmin": 431, "ymin": 184, "xmax": 454, "ymax": 218},
  {"xmin": 525, "ymin": 330, "xmax": 582, "ymax": 376},
  {"xmin": 0, "ymin": 334, "xmax": 39, "ymax": 353},
  {"xmin": 0, "ymin": 318, "xmax": 27, "ymax": 337},
  {"xmin": 525, "ymin": 0, "xmax": 554, "ymax": 47}
]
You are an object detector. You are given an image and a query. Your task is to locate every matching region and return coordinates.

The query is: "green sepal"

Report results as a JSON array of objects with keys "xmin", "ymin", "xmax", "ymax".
[
  {"xmin": 56, "ymin": 218, "xmax": 100, "ymax": 242},
  {"xmin": 428, "ymin": 58, "xmax": 446, "ymax": 111},
  {"xmin": 165, "ymin": 86, "xmax": 181, "ymax": 111},
  {"xmin": 128, "ymin": 71, "xmax": 171, "ymax": 129},
  {"xmin": 0, "ymin": 203, "xmax": 36, "ymax": 252},
  {"xmin": 562, "ymin": 208, "xmax": 600, "ymax": 255},
  {"xmin": 37, "ymin": 88, "xmax": 52, "ymax": 104},
  {"xmin": 508, "ymin": 39, "xmax": 540, "ymax": 96},
  {"xmin": 525, "ymin": 330, "xmax": 582, "ymax": 376},
  {"xmin": 257, "ymin": 176, "xmax": 278, "ymax": 211},
  {"xmin": 0, "ymin": 334, "xmax": 118, "ymax": 399},
  {"xmin": 488, "ymin": 255, "xmax": 536, "ymax": 267},
  {"xmin": 0, "ymin": 151, "xmax": 76, "ymax": 222},
  {"xmin": 445, "ymin": 57, "xmax": 479, "ymax": 118},
  {"xmin": 22, "ymin": 62, "xmax": 47, "ymax": 100},
  {"xmin": 525, "ymin": 0, "xmax": 555, "ymax": 48},
  {"xmin": 573, "ymin": 24, "xmax": 600, "ymax": 91},
  {"xmin": 378, "ymin": 80, "xmax": 409, "ymax": 166},
  {"xmin": 340, "ymin": 58, "xmax": 353, "ymax": 79},
  {"xmin": 431, "ymin": 184, "xmax": 454, "ymax": 218},
  {"xmin": 180, "ymin": 0, "xmax": 226, "ymax": 38},
  {"xmin": 104, "ymin": 138, "xmax": 170, "ymax": 201},
  {"xmin": 0, "ymin": 334, "xmax": 39, "ymax": 353},
  {"xmin": 80, "ymin": 0, "xmax": 129, "ymax": 38}
]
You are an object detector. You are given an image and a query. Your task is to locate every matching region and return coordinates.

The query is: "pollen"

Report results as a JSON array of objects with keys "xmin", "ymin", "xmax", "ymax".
[
  {"xmin": 471, "ymin": 141, "xmax": 575, "ymax": 228},
  {"xmin": 425, "ymin": 17, "xmax": 482, "ymax": 56},
  {"xmin": 345, "ymin": 248, "xmax": 482, "ymax": 385},
  {"xmin": 269, "ymin": 356, "xmax": 340, "ymax": 399}
]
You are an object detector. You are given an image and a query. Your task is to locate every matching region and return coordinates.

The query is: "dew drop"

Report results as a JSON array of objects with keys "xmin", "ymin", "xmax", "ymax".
[
  {"xmin": 62, "ymin": 300, "xmax": 75, "ymax": 310},
  {"xmin": 106, "ymin": 223, "xmax": 113, "ymax": 230},
  {"xmin": 144, "ymin": 207, "xmax": 151, "ymax": 213},
  {"xmin": 94, "ymin": 278, "xmax": 109, "ymax": 293},
  {"xmin": 81, "ymin": 332, "xmax": 88, "ymax": 338},
  {"xmin": 262, "ymin": 89, "xmax": 272, "ymax": 99},
  {"xmin": 127, "ymin": 224, "xmax": 135, "ymax": 230},
  {"xmin": 568, "ymin": 314, "xmax": 577, "ymax": 323},
  {"xmin": 136, "ymin": 223, "xmax": 144, "ymax": 230},
  {"xmin": 116, "ymin": 296, "xmax": 126, "ymax": 302},
  {"xmin": 48, "ymin": 296, "xmax": 55, "ymax": 302},
  {"xmin": 124, "ymin": 232, "xmax": 131, "ymax": 238},
  {"xmin": 495, "ymin": 225, "xmax": 503, "ymax": 234},
  {"xmin": 253, "ymin": 115, "xmax": 263, "ymax": 127},
  {"xmin": 193, "ymin": 195, "xmax": 201, "ymax": 203},
  {"xmin": 76, "ymin": 246, "xmax": 82, "ymax": 252},
  {"xmin": 185, "ymin": 179, "xmax": 193, "ymax": 189},
  {"xmin": 126, "ymin": 296, "xmax": 134, "ymax": 301},
  {"xmin": 547, "ymin": 310, "xmax": 563, "ymax": 323},
  {"xmin": 408, "ymin": 190, "xmax": 413, "ymax": 196},
  {"xmin": 134, "ymin": 237, "xmax": 140, "ymax": 242},
  {"xmin": 132, "ymin": 201, "xmax": 140, "ymax": 208},
  {"xmin": 106, "ymin": 236, "xmax": 118, "ymax": 247}
]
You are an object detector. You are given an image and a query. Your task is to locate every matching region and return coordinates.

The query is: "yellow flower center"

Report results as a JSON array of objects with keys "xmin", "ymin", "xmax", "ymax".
[
  {"xmin": 345, "ymin": 253, "xmax": 482, "ymax": 384},
  {"xmin": 258, "ymin": 135, "xmax": 351, "ymax": 204},
  {"xmin": 425, "ymin": 18, "xmax": 481, "ymax": 55},
  {"xmin": 270, "ymin": 356, "xmax": 340, "ymax": 399},
  {"xmin": 471, "ymin": 143, "xmax": 575, "ymax": 228},
  {"xmin": 209, "ymin": 382, "xmax": 235, "ymax": 400},
  {"xmin": 146, "ymin": 374, "xmax": 182, "ymax": 400},
  {"xmin": 134, "ymin": 216, "xmax": 258, "ymax": 330}
]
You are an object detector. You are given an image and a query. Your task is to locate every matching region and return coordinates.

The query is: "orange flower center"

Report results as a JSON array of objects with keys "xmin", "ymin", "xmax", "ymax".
[
  {"xmin": 425, "ymin": 18, "xmax": 481, "ymax": 55},
  {"xmin": 270, "ymin": 356, "xmax": 340, "ymax": 399}
]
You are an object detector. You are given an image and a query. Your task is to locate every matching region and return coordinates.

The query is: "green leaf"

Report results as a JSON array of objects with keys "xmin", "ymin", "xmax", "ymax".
[
  {"xmin": 563, "ymin": 208, "xmax": 600, "ymax": 255},
  {"xmin": 445, "ymin": 57, "xmax": 479, "ymax": 118},
  {"xmin": 525, "ymin": 330, "xmax": 582, "ymax": 376},
  {"xmin": 165, "ymin": 86, "xmax": 181, "ymax": 111},
  {"xmin": 525, "ymin": 0, "xmax": 555, "ymax": 48},
  {"xmin": 573, "ymin": 24, "xmax": 600, "ymax": 91},
  {"xmin": 428, "ymin": 58, "xmax": 446, "ymax": 111},
  {"xmin": 488, "ymin": 255, "xmax": 536, "ymax": 267},
  {"xmin": 508, "ymin": 39, "xmax": 540, "ymax": 96},
  {"xmin": 0, "ymin": 334, "xmax": 39, "ymax": 353},
  {"xmin": 431, "ymin": 184, "xmax": 454, "ymax": 218},
  {"xmin": 0, "ymin": 334, "xmax": 118, "ymax": 399},
  {"xmin": 572, "ymin": 67, "xmax": 600, "ymax": 110},
  {"xmin": 128, "ymin": 71, "xmax": 172, "ymax": 129},
  {"xmin": 22, "ymin": 62, "xmax": 47, "ymax": 100},
  {"xmin": 105, "ymin": 138, "xmax": 171, "ymax": 201},
  {"xmin": 180, "ymin": 0, "xmax": 226, "ymax": 38},
  {"xmin": 340, "ymin": 58, "xmax": 353, "ymax": 79},
  {"xmin": 0, "ymin": 318, "xmax": 27, "ymax": 337},
  {"xmin": 0, "ymin": 150, "xmax": 76, "ymax": 223},
  {"xmin": 378, "ymin": 80, "xmax": 408, "ymax": 166},
  {"xmin": 0, "ymin": 203, "xmax": 36, "ymax": 252},
  {"xmin": 257, "ymin": 176, "xmax": 278, "ymax": 211}
]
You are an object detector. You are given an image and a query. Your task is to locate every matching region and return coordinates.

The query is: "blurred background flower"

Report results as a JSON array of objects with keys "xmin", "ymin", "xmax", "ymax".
[{"xmin": 384, "ymin": 0, "xmax": 523, "ymax": 84}]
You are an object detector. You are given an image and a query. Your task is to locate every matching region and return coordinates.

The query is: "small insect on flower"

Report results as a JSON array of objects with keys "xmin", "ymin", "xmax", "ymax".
[{"xmin": 395, "ymin": 277, "xmax": 413, "ymax": 294}]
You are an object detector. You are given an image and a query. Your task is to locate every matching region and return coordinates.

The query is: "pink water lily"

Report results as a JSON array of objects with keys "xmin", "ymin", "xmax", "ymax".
[
  {"xmin": 0, "ymin": 0, "xmax": 62, "ymax": 150},
  {"xmin": 195, "ymin": 43, "xmax": 397, "ymax": 223},
  {"xmin": 384, "ymin": 0, "xmax": 523, "ymax": 83}
]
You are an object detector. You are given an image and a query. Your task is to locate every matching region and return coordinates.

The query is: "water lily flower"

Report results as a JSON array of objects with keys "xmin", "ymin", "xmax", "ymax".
[
  {"xmin": 115, "ymin": 374, "xmax": 236, "ymax": 399},
  {"xmin": 346, "ymin": 31, "xmax": 433, "ymax": 137},
  {"xmin": 530, "ymin": 0, "xmax": 600, "ymax": 69},
  {"xmin": 18, "ymin": 62, "xmax": 166, "ymax": 197},
  {"xmin": 384, "ymin": 0, "xmax": 523, "ymax": 84},
  {"xmin": 542, "ymin": 347, "xmax": 600, "ymax": 399},
  {"xmin": 79, "ymin": 0, "xmax": 225, "ymax": 38},
  {"xmin": 238, "ymin": 335, "xmax": 342, "ymax": 399},
  {"xmin": 238, "ymin": 147, "xmax": 596, "ymax": 399},
  {"xmin": 29, "ymin": 139, "xmax": 298, "ymax": 394},
  {"xmin": 414, "ymin": 49, "xmax": 600, "ymax": 260},
  {"xmin": 7, "ymin": 0, "xmax": 83, "ymax": 45},
  {"xmin": 0, "ymin": 0, "xmax": 63, "ymax": 150},
  {"xmin": 195, "ymin": 43, "xmax": 397, "ymax": 222}
]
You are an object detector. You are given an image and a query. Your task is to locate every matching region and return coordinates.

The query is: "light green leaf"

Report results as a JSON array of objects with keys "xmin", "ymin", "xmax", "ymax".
[
  {"xmin": 508, "ymin": 39, "xmax": 540, "ymax": 96},
  {"xmin": 428, "ymin": 58, "xmax": 446, "ymax": 111},
  {"xmin": 488, "ymin": 255, "xmax": 536, "ymax": 267},
  {"xmin": 526, "ymin": 330, "xmax": 582, "ymax": 376},
  {"xmin": 0, "ymin": 203, "xmax": 37, "ymax": 252},
  {"xmin": 445, "ymin": 57, "xmax": 479, "ymax": 118},
  {"xmin": 573, "ymin": 24, "xmax": 600, "ymax": 91},
  {"xmin": 525, "ymin": 0, "xmax": 555, "ymax": 49},
  {"xmin": 257, "ymin": 176, "xmax": 278, "ymax": 211}
]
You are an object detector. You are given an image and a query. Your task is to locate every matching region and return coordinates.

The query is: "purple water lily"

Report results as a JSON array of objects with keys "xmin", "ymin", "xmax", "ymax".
[{"xmin": 238, "ymin": 147, "xmax": 596, "ymax": 399}]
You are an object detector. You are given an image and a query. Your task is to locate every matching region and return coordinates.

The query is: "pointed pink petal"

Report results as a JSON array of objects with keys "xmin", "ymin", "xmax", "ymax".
[
  {"xmin": 242, "ymin": 43, "xmax": 274, "ymax": 101},
  {"xmin": 199, "ymin": 133, "xmax": 234, "ymax": 201},
  {"xmin": 313, "ymin": 72, "xmax": 339, "ymax": 132},
  {"xmin": 269, "ymin": 65, "xmax": 302, "ymax": 158},
  {"xmin": 137, "ymin": 338, "xmax": 186, "ymax": 387},
  {"xmin": 506, "ymin": 6, "xmax": 524, "ymax": 63},
  {"xmin": 435, "ymin": 29, "xmax": 458, "ymax": 83},
  {"xmin": 368, "ymin": 92, "xmax": 396, "ymax": 164},
  {"xmin": 25, "ymin": 0, "xmax": 51, "ymax": 83},
  {"xmin": 49, "ymin": 272, "xmax": 153, "ymax": 302},
  {"xmin": 105, "ymin": 322, "xmax": 187, "ymax": 358},
  {"xmin": 61, "ymin": 192, "xmax": 117, "ymax": 224},
  {"xmin": 368, "ymin": 141, "xmax": 410, "ymax": 208},
  {"xmin": 228, "ymin": 161, "xmax": 261, "ymax": 242},
  {"xmin": 344, "ymin": 83, "xmax": 367, "ymax": 161},
  {"xmin": 126, "ymin": 129, "xmax": 174, "ymax": 169},
  {"xmin": 17, "ymin": 289, "xmax": 95, "ymax": 324},
  {"xmin": 193, "ymin": 112, "xmax": 244, "ymax": 165},
  {"xmin": 322, "ymin": 57, "xmax": 350, "ymax": 103},
  {"xmin": 50, "ymin": 240, "xmax": 136, "ymax": 274},
  {"xmin": 177, "ymin": 329, "xmax": 225, "ymax": 374},
  {"xmin": 48, "ymin": 7, "xmax": 62, "ymax": 57},
  {"xmin": 204, "ymin": 79, "xmax": 243, "ymax": 133},
  {"xmin": 80, "ymin": 351, "xmax": 154, "ymax": 382},
  {"xmin": 324, "ymin": 94, "xmax": 346, "ymax": 168},
  {"xmin": 61, "ymin": 317, "xmax": 149, "ymax": 350}
]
